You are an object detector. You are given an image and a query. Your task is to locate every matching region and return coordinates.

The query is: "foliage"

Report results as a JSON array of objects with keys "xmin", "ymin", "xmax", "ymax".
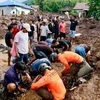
[
  {"xmin": 70, "ymin": 10, "xmax": 78, "ymax": 15},
  {"xmin": 27, "ymin": 0, "xmax": 89, "ymax": 12},
  {"xmin": 88, "ymin": 0, "xmax": 100, "ymax": 20}
]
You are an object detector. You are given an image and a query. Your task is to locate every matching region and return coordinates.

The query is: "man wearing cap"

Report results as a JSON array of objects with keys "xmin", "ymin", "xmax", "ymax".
[{"xmin": 14, "ymin": 23, "xmax": 31, "ymax": 64}]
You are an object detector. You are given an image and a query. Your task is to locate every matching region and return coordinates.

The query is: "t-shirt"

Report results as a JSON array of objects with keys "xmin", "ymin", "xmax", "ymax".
[
  {"xmin": 79, "ymin": 44, "xmax": 90, "ymax": 53},
  {"xmin": 28, "ymin": 25, "xmax": 34, "ymax": 37},
  {"xmin": 40, "ymin": 25, "xmax": 48, "ymax": 36},
  {"xmin": 48, "ymin": 23, "xmax": 53, "ymax": 33},
  {"xmin": 34, "ymin": 45, "xmax": 53, "ymax": 56},
  {"xmin": 54, "ymin": 20, "xmax": 59, "ymax": 34},
  {"xmin": 46, "ymin": 38, "xmax": 54, "ymax": 45},
  {"xmin": 5, "ymin": 32, "xmax": 14, "ymax": 47},
  {"xmin": 52, "ymin": 40, "xmax": 71, "ymax": 51},
  {"xmin": 17, "ymin": 23, "xmax": 23, "ymax": 30},
  {"xmin": 31, "ymin": 58, "xmax": 51, "ymax": 72},
  {"xmin": 55, "ymin": 40, "xmax": 68, "ymax": 48},
  {"xmin": 70, "ymin": 19, "xmax": 78, "ymax": 30},
  {"xmin": 12, "ymin": 27, "xmax": 19, "ymax": 37},
  {"xmin": 59, "ymin": 22, "xmax": 66, "ymax": 33},
  {"xmin": 14, "ymin": 31, "xmax": 29, "ymax": 54},
  {"xmin": 47, "ymin": 26, "xmax": 52, "ymax": 33},
  {"xmin": 32, "ymin": 24, "xmax": 37, "ymax": 32}
]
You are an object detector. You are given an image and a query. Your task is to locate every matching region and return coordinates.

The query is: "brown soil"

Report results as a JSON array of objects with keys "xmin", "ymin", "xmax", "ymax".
[{"xmin": 0, "ymin": 16, "xmax": 100, "ymax": 100}]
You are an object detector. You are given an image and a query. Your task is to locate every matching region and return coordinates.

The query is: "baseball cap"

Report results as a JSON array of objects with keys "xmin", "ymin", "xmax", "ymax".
[{"xmin": 23, "ymin": 23, "xmax": 31, "ymax": 32}]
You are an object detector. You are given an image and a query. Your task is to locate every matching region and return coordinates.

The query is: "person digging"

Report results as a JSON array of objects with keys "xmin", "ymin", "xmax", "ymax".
[
  {"xmin": 3, "ymin": 62, "xmax": 32, "ymax": 98},
  {"xmin": 49, "ymin": 51, "xmax": 93, "ymax": 89},
  {"xmin": 31, "ymin": 63, "xmax": 66, "ymax": 100}
]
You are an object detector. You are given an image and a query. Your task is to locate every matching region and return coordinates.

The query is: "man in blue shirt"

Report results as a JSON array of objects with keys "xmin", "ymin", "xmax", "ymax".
[{"xmin": 30, "ymin": 58, "xmax": 51, "ymax": 76}]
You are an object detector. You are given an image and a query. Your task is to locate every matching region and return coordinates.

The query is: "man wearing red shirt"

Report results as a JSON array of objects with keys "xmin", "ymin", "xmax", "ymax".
[
  {"xmin": 59, "ymin": 19, "xmax": 67, "ymax": 40},
  {"xmin": 12, "ymin": 23, "xmax": 19, "ymax": 37}
]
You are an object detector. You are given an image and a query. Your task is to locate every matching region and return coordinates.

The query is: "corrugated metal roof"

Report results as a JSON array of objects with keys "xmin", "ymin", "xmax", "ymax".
[
  {"xmin": 0, "ymin": 0, "xmax": 33, "ymax": 10},
  {"xmin": 73, "ymin": 3, "xmax": 89, "ymax": 10}
]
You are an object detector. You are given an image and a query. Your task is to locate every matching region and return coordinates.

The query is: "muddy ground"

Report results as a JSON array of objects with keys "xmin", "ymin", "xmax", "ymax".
[{"xmin": 0, "ymin": 16, "xmax": 100, "ymax": 100}]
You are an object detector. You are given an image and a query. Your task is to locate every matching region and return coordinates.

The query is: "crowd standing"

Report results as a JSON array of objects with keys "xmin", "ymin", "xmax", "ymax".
[{"xmin": 4, "ymin": 12, "xmax": 93, "ymax": 100}]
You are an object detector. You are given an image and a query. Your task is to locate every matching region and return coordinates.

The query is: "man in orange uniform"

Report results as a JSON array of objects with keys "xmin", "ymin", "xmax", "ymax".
[
  {"xmin": 31, "ymin": 63, "xmax": 66, "ymax": 100},
  {"xmin": 49, "ymin": 51, "xmax": 93, "ymax": 78}
]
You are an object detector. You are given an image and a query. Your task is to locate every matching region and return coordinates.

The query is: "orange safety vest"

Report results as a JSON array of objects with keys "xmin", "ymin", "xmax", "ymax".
[
  {"xmin": 58, "ymin": 51, "xmax": 83, "ymax": 73},
  {"xmin": 31, "ymin": 70, "xmax": 66, "ymax": 100}
]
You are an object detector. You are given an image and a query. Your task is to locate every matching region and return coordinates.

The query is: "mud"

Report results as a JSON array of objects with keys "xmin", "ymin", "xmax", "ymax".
[
  {"xmin": 0, "ymin": 16, "xmax": 100, "ymax": 100},
  {"xmin": 17, "ymin": 90, "xmax": 42, "ymax": 100},
  {"xmin": 68, "ymin": 71, "xmax": 100, "ymax": 100}
]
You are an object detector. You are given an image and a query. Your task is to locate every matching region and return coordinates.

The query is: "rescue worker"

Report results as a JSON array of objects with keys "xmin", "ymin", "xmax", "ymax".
[
  {"xmin": 51, "ymin": 39, "xmax": 72, "ymax": 52},
  {"xmin": 49, "ymin": 51, "xmax": 93, "ymax": 78},
  {"xmin": 75, "ymin": 44, "xmax": 91, "ymax": 63},
  {"xmin": 30, "ymin": 58, "xmax": 51, "ymax": 76},
  {"xmin": 31, "ymin": 63, "xmax": 66, "ymax": 100}
]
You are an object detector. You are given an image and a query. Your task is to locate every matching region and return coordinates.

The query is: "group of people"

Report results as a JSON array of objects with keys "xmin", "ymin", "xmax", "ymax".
[{"xmin": 3, "ymin": 13, "xmax": 93, "ymax": 100}]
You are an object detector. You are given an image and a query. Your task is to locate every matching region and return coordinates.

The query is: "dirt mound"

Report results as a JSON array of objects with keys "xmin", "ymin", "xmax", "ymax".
[
  {"xmin": 17, "ymin": 90, "xmax": 42, "ymax": 100},
  {"xmin": 0, "ymin": 16, "xmax": 100, "ymax": 100},
  {"xmin": 68, "ymin": 71, "xmax": 100, "ymax": 100}
]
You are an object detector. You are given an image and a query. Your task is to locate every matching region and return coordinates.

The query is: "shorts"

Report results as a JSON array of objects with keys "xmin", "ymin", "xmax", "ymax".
[
  {"xmin": 29, "ymin": 36, "xmax": 33, "ymax": 40},
  {"xmin": 40, "ymin": 36, "xmax": 46, "ymax": 41},
  {"xmin": 60, "ymin": 32, "xmax": 66, "ymax": 38},
  {"xmin": 75, "ymin": 46, "xmax": 86, "ymax": 58},
  {"xmin": 70, "ymin": 30, "xmax": 75, "ymax": 38}
]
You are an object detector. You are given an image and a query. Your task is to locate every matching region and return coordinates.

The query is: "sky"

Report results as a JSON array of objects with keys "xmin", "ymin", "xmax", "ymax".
[{"xmin": 0, "ymin": 0, "xmax": 27, "ymax": 3}]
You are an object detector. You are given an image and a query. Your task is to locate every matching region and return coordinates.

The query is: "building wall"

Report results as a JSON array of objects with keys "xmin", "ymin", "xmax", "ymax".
[
  {"xmin": 0, "ymin": 6, "xmax": 14, "ymax": 16},
  {"xmin": 0, "ymin": 9, "xmax": 2, "ymax": 15},
  {"xmin": 20, "ymin": 8, "xmax": 30, "ymax": 15},
  {"xmin": 77, "ymin": 10, "xmax": 87, "ymax": 18},
  {"xmin": 0, "ymin": 6, "xmax": 31, "ymax": 16}
]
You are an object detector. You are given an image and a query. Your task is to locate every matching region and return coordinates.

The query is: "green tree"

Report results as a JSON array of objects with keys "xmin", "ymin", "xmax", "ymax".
[
  {"xmin": 88, "ymin": 0, "xmax": 100, "ymax": 20},
  {"xmin": 28, "ymin": 0, "xmax": 89, "ymax": 12}
]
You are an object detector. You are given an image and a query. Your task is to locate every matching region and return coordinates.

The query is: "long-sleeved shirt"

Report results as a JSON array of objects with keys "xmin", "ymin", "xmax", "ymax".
[
  {"xmin": 58, "ymin": 51, "xmax": 83, "ymax": 74},
  {"xmin": 31, "ymin": 70, "xmax": 66, "ymax": 100},
  {"xmin": 4, "ymin": 65, "xmax": 21, "ymax": 87}
]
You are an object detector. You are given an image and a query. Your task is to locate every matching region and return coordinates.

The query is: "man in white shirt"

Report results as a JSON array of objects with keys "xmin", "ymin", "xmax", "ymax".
[
  {"xmin": 40, "ymin": 22, "xmax": 48, "ymax": 41},
  {"xmin": 14, "ymin": 23, "xmax": 31, "ymax": 64},
  {"xmin": 32, "ymin": 20, "xmax": 37, "ymax": 42}
]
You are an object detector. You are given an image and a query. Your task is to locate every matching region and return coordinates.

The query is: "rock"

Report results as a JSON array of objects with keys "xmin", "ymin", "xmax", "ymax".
[
  {"xmin": 96, "ymin": 61, "xmax": 100, "ymax": 69},
  {"xmin": 96, "ymin": 52, "xmax": 100, "ymax": 60}
]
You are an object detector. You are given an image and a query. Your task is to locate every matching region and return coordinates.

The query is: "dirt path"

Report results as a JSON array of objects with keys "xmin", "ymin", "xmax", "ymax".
[{"xmin": 0, "ymin": 39, "xmax": 8, "ymax": 80}]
